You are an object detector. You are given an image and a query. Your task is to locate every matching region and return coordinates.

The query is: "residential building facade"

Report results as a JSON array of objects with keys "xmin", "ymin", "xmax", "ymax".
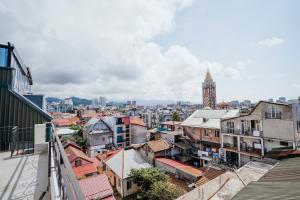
[
  {"xmin": 181, "ymin": 109, "xmax": 239, "ymax": 167},
  {"xmin": 105, "ymin": 149, "xmax": 151, "ymax": 198},
  {"xmin": 103, "ymin": 116, "xmax": 131, "ymax": 147},
  {"xmin": 83, "ymin": 118, "xmax": 114, "ymax": 157},
  {"xmin": 221, "ymin": 101, "xmax": 296, "ymax": 167},
  {"xmin": 129, "ymin": 117, "xmax": 147, "ymax": 144}
]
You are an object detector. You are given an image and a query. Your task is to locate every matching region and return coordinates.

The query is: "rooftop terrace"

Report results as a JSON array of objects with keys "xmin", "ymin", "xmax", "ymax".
[{"xmin": 0, "ymin": 143, "xmax": 49, "ymax": 200}]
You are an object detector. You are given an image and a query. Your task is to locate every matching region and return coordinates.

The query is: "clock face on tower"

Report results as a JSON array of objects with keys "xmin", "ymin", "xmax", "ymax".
[{"xmin": 202, "ymin": 69, "xmax": 216, "ymax": 109}]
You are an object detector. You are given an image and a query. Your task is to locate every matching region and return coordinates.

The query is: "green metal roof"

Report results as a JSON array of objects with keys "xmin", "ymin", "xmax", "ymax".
[{"xmin": 233, "ymin": 157, "xmax": 300, "ymax": 200}]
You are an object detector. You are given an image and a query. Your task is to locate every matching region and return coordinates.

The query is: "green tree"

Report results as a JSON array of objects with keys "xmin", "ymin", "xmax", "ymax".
[
  {"xmin": 130, "ymin": 168, "xmax": 167, "ymax": 199},
  {"xmin": 70, "ymin": 125, "xmax": 87, "ymax": 151},
  {"xmin": 148, "ymin": 181, "xmax": 184, "ymax": 200},
  {"xmin": 172, "ymin": 111, "xmax": 181, "ymax": 121}
]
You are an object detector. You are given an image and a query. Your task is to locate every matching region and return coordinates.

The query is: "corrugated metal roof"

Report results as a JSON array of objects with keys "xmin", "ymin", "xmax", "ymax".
[
  {"xmin": 181, "ymin": 109, "xmax": 239, "ymax": 129},
  {"xmin": 233, "ymin": 157, "xmax": 300, "ymax": 200},
  {"xmin": 105, "ymin": 149, "xmax": 151, "ymax": 179},
  {"xmin": 155, "ymin": 158, "xmax": 203, "ymax": 177},
  {"xmin": 79, "ymin": 174, "xmax": 115, "ymax": 200}
]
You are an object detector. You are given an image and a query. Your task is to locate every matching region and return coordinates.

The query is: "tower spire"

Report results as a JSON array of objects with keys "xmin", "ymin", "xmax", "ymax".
[
  {"xmin": 204, "ymin": 68, "xmax": 213, "ymax": 82},
  {"xmin": 202, "ymin": 67, "xmax": 216, "ymax": 109}
]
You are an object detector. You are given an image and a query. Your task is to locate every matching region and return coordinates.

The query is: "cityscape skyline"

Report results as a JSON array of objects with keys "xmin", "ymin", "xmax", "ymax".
[{"xmin": 0, "ymin": 0, "xmax": 299, "ymax": 102}]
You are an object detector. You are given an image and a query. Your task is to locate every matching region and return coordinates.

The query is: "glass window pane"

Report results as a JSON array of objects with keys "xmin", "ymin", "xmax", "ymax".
[{"xmin": 0, "ymin": 48, "xmax": 8, "ymax": 67}]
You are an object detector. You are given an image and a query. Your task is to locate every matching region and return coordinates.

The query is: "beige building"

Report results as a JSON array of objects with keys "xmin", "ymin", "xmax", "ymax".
[
  {"xmin": 105, "ymin": 148, "xmax": 151, "ymax": 198},
  {"xmin": 221, "ymin": 101, "xmax": 296, "ymax": 167}
]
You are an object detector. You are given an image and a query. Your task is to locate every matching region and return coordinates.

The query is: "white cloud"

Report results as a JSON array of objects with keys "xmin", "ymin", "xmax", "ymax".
[
  {"xmin": 223, "ymin": 67, "xmax": 240, "ymax": 78},
  {"xmin": 0, "ymin": 0, "xmax": 243, "ymax": 102},
  {"xmin": 236, "ymin": 59, "xmax": 254, "ymax": 70},
  {"xmin": 256, "ymin": 37, "xmax": 284, "ymax": 47}
]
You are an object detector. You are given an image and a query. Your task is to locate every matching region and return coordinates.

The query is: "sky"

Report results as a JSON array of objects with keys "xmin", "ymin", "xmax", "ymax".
[{"xmin": 0, "ymin": 0, "xmax": 299, "ymax": 103}]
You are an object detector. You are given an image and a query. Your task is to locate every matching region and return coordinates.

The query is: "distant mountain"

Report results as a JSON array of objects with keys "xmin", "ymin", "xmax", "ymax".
[
  {"xmin": 69, "ymin": 96, "xmax": 92, "ymax": 106},
  {"xmin": 136, "ymin": 99, "xmax": 176, "ymax": 106},
  {"xmin": 46, "ymin": 96, "xmax": 92, "ymax": 106},
  {"xmin": 46, "ymin": 97, "xmax": 62, "ymax": 103}
]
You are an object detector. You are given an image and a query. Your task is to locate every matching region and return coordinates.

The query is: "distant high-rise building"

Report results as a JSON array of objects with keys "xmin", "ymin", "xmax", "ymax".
[
  {"xmin": 98, "ymin": 96, "xmax": 106, "ymax": 106},
  {"xmin": 277, "ymin": 97, "xmax": 286, "ymax": 103},
  {"xmin": 202, "ymin": 69, "xmax": 216, "ymax": 109}
]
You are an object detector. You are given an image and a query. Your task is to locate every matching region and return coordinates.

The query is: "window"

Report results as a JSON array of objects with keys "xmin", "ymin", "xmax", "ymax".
[
  {"xmin": 215, "ymin": 130, "xmax": 220, "ymax": 137},
  {"xmin": 204, "ymin": 130, "xmax": 209, "ymax": 136},
  {"xmin": 280, "ymin": 141, "xmax": 289, "ymax": 146},
  {"xmin": 102, "ymin": 137, "xmax": 106, "ymax": 142},
  {"xmin": 127, "ymin": 180, "xmax": 132, "ymax": 190},
  {"xmin": 297, "ymin": 121, "xmax": 300, "ymax": 133},
  {"xmin": 227, "ymin": 121, "xmax": 234, "ymax": 133},
  {"xmin": 118, "ymin": 178, "xmax": 121, "ymax": 187},
  {"xmin": 0, "ymin": 47, "xmax": 8, "ymax": 67},
  {"xmin": 267, "ymin": 106, "xmax": 281, "ymax": 119},
  {"xmin": 75, "ymin": 159, "xmax": 81, "ymax": 167}
]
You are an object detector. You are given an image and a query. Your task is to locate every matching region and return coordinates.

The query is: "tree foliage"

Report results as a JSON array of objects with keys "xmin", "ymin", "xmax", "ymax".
[
  {"xmin": 130, "ymin": 168, "xmax": 167, "ymax": 190},
  {"xmin": 70, "ymin": 125, "xmax": 87, "ymax": 150},
  {"xmin": 130, "ymin": 168, "xmax": 183, "ymax": 200},
  {"xmin": 172, "ymin": 111, "xmax": 181, "ymax": 121},
  {"xmin": 148, "ymin": 181, "xmax": 184, "ymax": 200}
]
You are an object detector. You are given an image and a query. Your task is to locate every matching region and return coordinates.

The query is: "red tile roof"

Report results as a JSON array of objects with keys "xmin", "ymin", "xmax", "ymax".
[
  {"xmin": 155, "ymin": 158, "xmax": 203, "ymax": 177},
  {"xmin": 64, "ymin": 141, "xmax": 82, "ymax": 150},
  {"xmin": 147, "ymin": 140, "xmax": 170, "ymax": 153},
  {"xmin": 65, "ymin": 145, "xmax": 98, "ymax": 178},
  {"xmin": 130, "ymin": 117, "xmax": 146, "ymax": 127},
  {"xmin": 82, "ymin": 113, "xmax": 102, "ymax": 119},
  {"xmin": 96, "ymin": 149, "xmax": 121, "ymax": 162},
  {"xmin": 79, "ymin": 174, "xmax": 115, "ymax": 200},
  {"xmin": 73, "ymin": 164, "xmax": 98, "ymax": 179},
  {"xmin": 65, "ymin": 145, "xmax": 93, "ymax": 163},
  {"xmin": 52, "ymin": 116, "xmax": 80, "ymax": 126},
  {"xmin": 90, "ymin": 157, "xmax": 101, "ymax": 168}
]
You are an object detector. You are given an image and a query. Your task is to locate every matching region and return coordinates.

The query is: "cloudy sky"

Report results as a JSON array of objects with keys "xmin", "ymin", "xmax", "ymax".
[{"xmin": 0, "ymin": 0, "xmax": 299, "ymax": 103}]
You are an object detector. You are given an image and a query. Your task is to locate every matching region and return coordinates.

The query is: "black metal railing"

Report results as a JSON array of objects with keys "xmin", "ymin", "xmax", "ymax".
[
  {"xmin": 221, "ymin": 128, "xmax": 262, "ymax": 137},
  {"xmin": 223, "ymin": 143, "xmax": 238, "ymax": 150},
  {"xmin": 265, "ymin": 112, "xmax": 282, "ymax": 119},
  {"xmin": 51, "ymin": 124, "xmax": 85, "ymax": 200},
  {"xmin": 10, "ymin": 126, "xmax": 34, "ymax": 157},
  {"xmin": 240, "ymin": 145, "xmax": 261, "ymax": 155}
]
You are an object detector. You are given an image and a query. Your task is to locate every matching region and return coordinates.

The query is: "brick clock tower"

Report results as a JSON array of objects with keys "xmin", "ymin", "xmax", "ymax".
[{"xmin": 202, "ymin": 69, "xmax": 216, "ymax": 109}]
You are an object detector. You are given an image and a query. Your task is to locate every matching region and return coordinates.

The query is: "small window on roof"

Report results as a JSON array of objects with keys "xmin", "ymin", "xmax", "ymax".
[{"xmin": 75, "ymin": 159, "xmax": 81, "ymax": 167}]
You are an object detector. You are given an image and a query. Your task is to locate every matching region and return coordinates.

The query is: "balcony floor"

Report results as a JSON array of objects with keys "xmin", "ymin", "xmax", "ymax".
[{"xmin": 0, "ymin": 143, "xmax": 50, "ymax": 200}]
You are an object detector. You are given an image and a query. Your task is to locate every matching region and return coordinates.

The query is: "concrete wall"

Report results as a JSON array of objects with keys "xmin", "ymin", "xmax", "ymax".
[
  {"xmin": 34, "ymin": 124, "xmax": 46, "ymax": 144},
  {"xmin": 201, "ymin": 129, "xmax": 220, "ymax": 143},
  {"xmin": 122, "ymin": 178, "xmax": 138, "ymax": 198},
  {"xmin": 183, "ymin": 127, "xmax": 201, "ymax": 141},
  {"xmin": 131, "ymin": 125, "xmax": 147, "ymax": 144},
  {"xmin": 262, "ymin": 119, "xmax": 294, "ymax": 141},
  {"xmin": 155, "ymin": 160, "xmax": 176, "ymax": 174},
  {"xmin": 139, "ymin": 148, "xmax": 155, "ymax": 165},
  {"xmin": 264, "ymin": 139, "xmax": 294, "ymax": 152}
]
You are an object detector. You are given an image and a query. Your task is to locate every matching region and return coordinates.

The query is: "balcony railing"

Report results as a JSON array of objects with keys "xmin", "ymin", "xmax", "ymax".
[
  {"xmin": 223, "ymin": 143, "xmax": 238, "ymax": 151},
  {"xmin": 239, "ymin": 145, "xmax": 262, "ymax": 156},
  {"xmin": 222, "ymin": 128, "xmax": 262, "ymax": 137},
  {"xmin": 51, "ymin": 125, "xmax": 85, "ymax": 200},
  {"xmin": 265, "ymin": 112, "xmax": 282, "ymax": 119}
]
